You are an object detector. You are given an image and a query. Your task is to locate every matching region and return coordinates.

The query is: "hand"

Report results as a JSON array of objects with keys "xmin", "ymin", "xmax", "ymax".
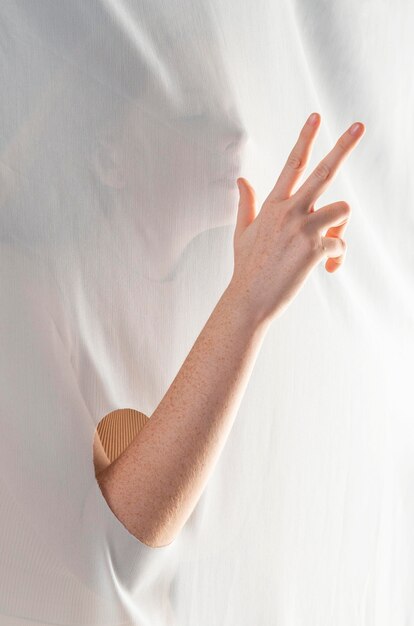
[{"xmin": 230, "ymin": 112, "xmax": 365, "ymax": 324}]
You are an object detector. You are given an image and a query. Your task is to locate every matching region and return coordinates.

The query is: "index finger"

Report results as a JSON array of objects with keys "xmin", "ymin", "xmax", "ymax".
[
  {"xmin": 294, "ymin": 122, "xmax": 366, "ymax": 210},
  {"xmin": 266, "ymin": 112, "xmax": 321, "ymax": 203}
]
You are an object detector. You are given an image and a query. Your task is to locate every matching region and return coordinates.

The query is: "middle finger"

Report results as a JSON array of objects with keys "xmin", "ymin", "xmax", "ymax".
[{"xmin": 294, "ymin": 121, "xmax": 365, "ymax": 210}]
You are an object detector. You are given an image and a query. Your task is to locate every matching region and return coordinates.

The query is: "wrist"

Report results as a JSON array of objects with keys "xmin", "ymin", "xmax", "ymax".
[{"xmin": 221, "ymin": 279, "xmax": 271, "ymax": 334}]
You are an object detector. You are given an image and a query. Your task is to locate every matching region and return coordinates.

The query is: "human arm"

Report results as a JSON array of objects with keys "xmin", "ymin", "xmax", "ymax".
[
  {"xmin": 97, "ymin": 282, "xmax": 270, "ymax": 547},
  {"xmin": 96, "ymin": 113, "xmax": 365, "ymax": 548}
]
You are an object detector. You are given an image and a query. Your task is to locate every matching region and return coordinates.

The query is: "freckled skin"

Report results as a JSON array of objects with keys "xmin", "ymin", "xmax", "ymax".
[{"xmin": 96, "ymin": 114, "xmax": 365, "ymax": 548}]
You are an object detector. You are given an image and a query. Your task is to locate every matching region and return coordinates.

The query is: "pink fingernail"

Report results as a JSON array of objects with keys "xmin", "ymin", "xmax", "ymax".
[
  {"xmin": 308, "ymin": 113, "xmax": 319, "ymax": 126},
  {"xmin": 349, "ymin": 122, "xmax": 361, "ymax": 136}
]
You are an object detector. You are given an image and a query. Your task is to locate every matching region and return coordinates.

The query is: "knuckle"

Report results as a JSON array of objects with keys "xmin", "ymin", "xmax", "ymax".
[
  {"xmin": 314, "ymin": 162, "xmax": 331, "ymax": 180},
  {"xmin": 279, "ymin": 206, "xmax": 294, "ymax": 230},
  {"xmin": 336, "ymin": 136, "xmax": 348, "ymax": 152},
  {"xmin": 314, "ymin": 234, "xmax": 325, "ymax": 255},
  {"xmin": 303, "ymin": 230, "xmax": 322, "ymax": 258},
  {"xmin": 262, "ymin": 196, "xmax": 280, "ymax": 213},
  {"xmin": 332, "ymin": 238, "xmax": 347, "ymax": 256},
  {"xmin": 300, "ymin": 211, "xmax": 316, "ymax": 234},
  {"xmin": 287, "ymin": 152, "xmax": 304, "ymax": 171},
  {"xmin": 309, "ymin": 242, "xmax": 322, "ymax": 262},
  {"xmin": 279, "ymin": 198, "xmax": 302, "ymax": 223}
]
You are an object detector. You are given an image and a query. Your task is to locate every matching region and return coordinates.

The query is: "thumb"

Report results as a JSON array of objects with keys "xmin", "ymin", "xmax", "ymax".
[{"xmin": 234, "ymin": 177, "xmax": 257, "ymax": 242}]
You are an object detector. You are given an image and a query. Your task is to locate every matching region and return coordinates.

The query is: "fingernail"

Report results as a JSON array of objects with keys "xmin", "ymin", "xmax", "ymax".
[
  {"xmin": 307, "ymin": 112, "xmax": 319, "ymax": 126},
  {"xmin": 349, "ymin": 122, "xmax": 362, "ymax": 136}
]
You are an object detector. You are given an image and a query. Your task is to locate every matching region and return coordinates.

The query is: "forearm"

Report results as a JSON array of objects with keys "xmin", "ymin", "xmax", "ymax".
[{"xmin": 96, "ymin": 282, "xmax": 271, "ymax": 547}]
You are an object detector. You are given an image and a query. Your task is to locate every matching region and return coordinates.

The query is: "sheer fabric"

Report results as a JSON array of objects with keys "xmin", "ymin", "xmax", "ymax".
[{"xmin": 0, "ymin": 1, "xmax": 413, "ymax": 624}]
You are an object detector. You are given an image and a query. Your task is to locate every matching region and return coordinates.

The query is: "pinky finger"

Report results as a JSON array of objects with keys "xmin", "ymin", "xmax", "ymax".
[
  {"xmin": 322, "ymin": 219, "xmax": 349, "ymax": 272},
  {"xmin": 321, "ymin": 234, "xmax": 347, "ymax": 273}
]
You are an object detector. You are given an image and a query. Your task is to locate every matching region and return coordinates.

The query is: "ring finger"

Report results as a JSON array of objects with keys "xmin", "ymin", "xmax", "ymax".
[{"xmin": 322, "ymin": 220, "xmax": 349, "ymax": 271}]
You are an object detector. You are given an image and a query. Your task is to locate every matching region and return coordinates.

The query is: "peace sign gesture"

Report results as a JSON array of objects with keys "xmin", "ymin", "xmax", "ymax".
[{"xmin": 230, "ymin": 113, "xmax": 366, "ymax": 325}]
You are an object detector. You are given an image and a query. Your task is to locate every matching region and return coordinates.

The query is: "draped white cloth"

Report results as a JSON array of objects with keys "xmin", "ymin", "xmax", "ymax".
[{"xmin": 0, "ymin": 1, "xmax": 413, "ymax": 624}]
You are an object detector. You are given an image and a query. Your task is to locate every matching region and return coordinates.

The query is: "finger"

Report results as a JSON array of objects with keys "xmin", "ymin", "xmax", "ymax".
[
  {"xmin": 323, "ymin": 222, "xmax": 349, "ymax": 272},
  {"xmin": 266, "ymin": 112, "xmax": 321, "ymax": 203},
  {"xmin": 308, "ymin": 200, "xmax": 351, "ymax": 233},
  {"xmin": 234, "ymin": 177, "xmax": 257, "ymax": 242},
  {"xmin": 321, "ymin": 235, "xmax": 347, "ymax": 262},
  {"xmin": 295, "ymin": 121, "xmax": 365, "ymax": 210},
  {"xmin": 326, "ymin": 220, "xmax": 349, "ymax": 242}
]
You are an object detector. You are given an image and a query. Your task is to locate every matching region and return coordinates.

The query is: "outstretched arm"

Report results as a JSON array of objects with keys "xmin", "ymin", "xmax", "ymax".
[{"xmin": 96, "ymin": 113, "xmax": 365, "ymax": 548}]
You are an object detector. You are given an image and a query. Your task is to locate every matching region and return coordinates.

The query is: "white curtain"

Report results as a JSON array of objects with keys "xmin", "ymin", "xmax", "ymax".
[{"xmin": 0, "ymin": 1, "xmax": 413, "ymax": 624}]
